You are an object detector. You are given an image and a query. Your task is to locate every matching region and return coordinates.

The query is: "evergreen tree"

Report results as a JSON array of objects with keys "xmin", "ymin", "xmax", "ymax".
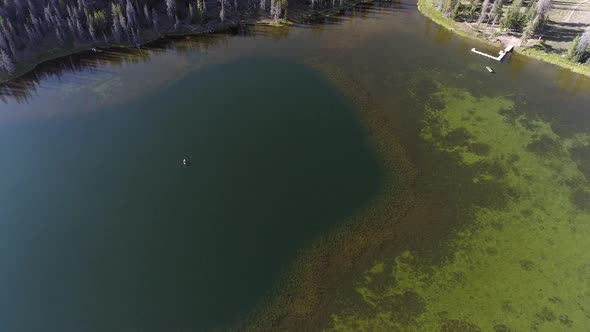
[
  {"xmin": 521, "ymin": 13, "xmax": 539, "ymax": 42},
  {"xmin": 500, "ymin": 0, "xmax": 524, "ymax": 31},
  {"xmin": 126, "ymin": 0, "xmax": 138, "ymax": 30},
  {"xmin": 197, "ymin": 0, "xmax": 204, "ymax": 23},
  {"xmin": 477, "ymin": 0, "xmax": 490, "ymax": 23},
  {"xmin": 536, "ymin": 0, "xmax": 551, "ymax": 17},
  {"xmin": 577, "ymin": 26, "xmax": 590, "ymax": 55},
  {"xmin": 152, "ymin": 8, "xmax": 159, "ymax": 31},
  {"xmin": 567, "ymin": 34, "xmax": 580, "ymax": 60},
  {"xmin": 166, "ymin": 0, "xmax": 176, "ymax": 19},
  {"xmin": 112, "ymin": 3, "xmax": 123, "ymax": 42},
  {"xmin": 143, "ymin": 4, "xmax": 151, "ymax": 26},
  {"xmin": 220, "ymin": 0, "xmax": 226, "ymax": 21},
  {"xmin": 270, "ymin": 0, "xmax": 281, "ymax": 20},
  {"xmin": 452, "ymin": 1, "xmax": 461, "ymax": 19},
  {"xmin": 489, "ymin": 0, "xmax": 503, "ymax": 24},
  {"xmin": 0, "ymin": 48, "xmax": 15, "ymax": 73}
]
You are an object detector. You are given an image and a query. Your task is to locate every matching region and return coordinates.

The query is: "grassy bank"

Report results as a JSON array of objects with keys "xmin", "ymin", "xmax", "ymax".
[
  {"xmin": 520, "ymin": 47, "xmax": 590, "ymax": 77},
  {"xmin": 417, "ymin": 0, "xmax": 590, "ymax": 79}
]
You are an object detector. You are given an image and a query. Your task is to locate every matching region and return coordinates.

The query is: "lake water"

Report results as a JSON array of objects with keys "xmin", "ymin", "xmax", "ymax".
[{"xmin": 1, "ymin": 1, "xmax": 590, "ymax": 331}]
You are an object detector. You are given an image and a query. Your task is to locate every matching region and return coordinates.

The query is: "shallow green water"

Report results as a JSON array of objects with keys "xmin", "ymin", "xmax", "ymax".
[{"xmin": 1, "ymin": 1, "xmax": 590, "ymax": 331}]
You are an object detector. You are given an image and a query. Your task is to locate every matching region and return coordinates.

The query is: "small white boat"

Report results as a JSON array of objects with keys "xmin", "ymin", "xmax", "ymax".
[{"xmin": 486, "ymin": 66, "xmax": 494, "ymax": 73}]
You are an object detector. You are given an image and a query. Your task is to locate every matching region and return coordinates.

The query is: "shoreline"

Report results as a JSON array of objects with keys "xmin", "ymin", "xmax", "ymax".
[
  {"xmin": 417, "ymin": 0, "xmax": 590, "ymax": 79},
  {"xmin": 0, "ymin": 1, "xmax": 369, "ymax": 85},
  {"xmin": 3, "ymin": 0, "xmax": 590, "ymax": 84},
  {"xmin": 0, "ymin": 21, "xmax": 245, "ymax": 84}
]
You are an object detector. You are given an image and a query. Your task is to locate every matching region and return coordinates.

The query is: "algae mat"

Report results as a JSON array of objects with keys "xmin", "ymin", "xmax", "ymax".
[{"xmin": 328, "ymin": 81, "xmax": 590, "ymax": 331}]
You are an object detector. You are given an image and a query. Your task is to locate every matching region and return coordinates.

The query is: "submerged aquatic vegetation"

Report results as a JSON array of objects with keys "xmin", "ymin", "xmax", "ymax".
[
  {"xmin": 328, "ymin": 84, "xmax": 590, "ymax": 330},
  {"xmin": 244, "ymin": 58, "xmax": 419, "ymax": 331}
]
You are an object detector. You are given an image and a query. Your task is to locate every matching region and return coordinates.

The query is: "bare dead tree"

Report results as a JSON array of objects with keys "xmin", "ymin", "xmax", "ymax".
[
  {"xmin": 477, "ymin": 0, "xmax": 491, "ymax": 23},
  {"xmin": 536, "ymin": 0, "xmax": 551, "ymax": 17}
]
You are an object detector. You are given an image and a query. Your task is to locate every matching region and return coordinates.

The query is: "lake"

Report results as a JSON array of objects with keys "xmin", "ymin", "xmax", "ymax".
[{"xmin": 1, "ymin": 1, "xmax": 590, "ymax": 331}]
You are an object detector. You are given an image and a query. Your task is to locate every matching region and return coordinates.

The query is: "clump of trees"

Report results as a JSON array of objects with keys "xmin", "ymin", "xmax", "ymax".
[
  {"xmin": 2, "ymin": 0, "xmax": 334, "ymax": 75},
  {"xmin": 432, "ymin": 0, "xmax": 590, "ymax": 65},
  {"xmin": 568, "ymin": 26, "xmax": 590, "ymax": 63},
  {"xmin": 433, "ymin": 0, "xmax": 552, "ymax": 40}
]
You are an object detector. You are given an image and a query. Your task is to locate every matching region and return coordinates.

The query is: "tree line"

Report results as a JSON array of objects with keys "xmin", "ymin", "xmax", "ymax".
[
  {"xmin": 1, "ymin": 0, "xmax": 321, "ymax": 74},
  {"xmin": 431, "ymin": 0, "xmax": 590, "ymax": 64},
  {"xmin": 569, "ymin": 28, "xmax": 590, "ymax": 64},
  {"xmin": 433, "ymin": 0, "xmax": 551, "ymax": 32}
]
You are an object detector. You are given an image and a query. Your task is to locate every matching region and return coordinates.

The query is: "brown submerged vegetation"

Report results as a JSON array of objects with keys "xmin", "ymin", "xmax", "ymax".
[
  {"xmin": 240, "ymin": 55, "xmax": 531, "ymax": 329},
  {"xmin": 241, "ymin": 58, "xmax": 419, "ymax": 330}
]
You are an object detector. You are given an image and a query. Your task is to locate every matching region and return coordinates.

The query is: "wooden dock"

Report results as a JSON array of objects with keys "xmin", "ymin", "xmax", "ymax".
[{"xmin": 471, "ymin": 45, "xmax": 514, "ymax": 61}]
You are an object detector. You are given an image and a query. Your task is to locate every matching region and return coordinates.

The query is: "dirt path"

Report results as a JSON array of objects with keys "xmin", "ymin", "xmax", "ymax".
[
  {"xmin": 540, "ymin": 0, "xmax": 590, "ymax": 50},
  {"xmin": 565, "ymin": 0, "xmax": 590, "ymax": 22},
  {"xmin": 549, "ymin": 0, "xmax": 590, "ymax": 25}
]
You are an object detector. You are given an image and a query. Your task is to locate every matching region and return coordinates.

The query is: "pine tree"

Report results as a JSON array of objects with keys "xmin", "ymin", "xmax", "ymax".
[
  {"xmin": 451, "ymin": 0, "xmax": 461, "ymax": 19},
  {"xmin": 270, "ymin": 0, "xmax": 281, "ymax": 20},
  {"xmin": 143, "ymin": 4, "xmax": 151, "ymax": 25},
  {"xmin": 536, "ymin": 0, "xmax": 551, "ymax": 17},
  {"xmin": 220, "ymin": 0, "xmax": 226, "ymax": 21},
  {"xmin": 55, "ymin": 26, "xmax": 65, "ymax": 44},
  {"xmin": 0, "ymin": 49, "xmax": 16, "ymax": 74},
  {"xmin": 577, "ymin": 26, "xmax": 590, "ymax": 55},
  {"xmin": 166, "ymin": 0, "xmax": 176, "ymax": 20},
  {"xmin": 76, "ymin": 16, "xmax": 85, "ymax": 39},
  {"xmin": 283, "ymin": 0, "xmax": 288, "ymax": 19},
  {"xmin": 152, "ymin": 8, "xmax": 159, "ymax": 32},
  {"xmin": 521, "ymin": 13, "xmax": 539, "ymax": 42},
  {"xmin": 477, "ymin": 0, "xmax": 490, "ymax": 23},
  {"xmin": 112, "ymin": 3, "xmax": 123, "ymax": 42},
  {"xmin": 87, "ymin": 15, "xmax": 96, "ymax": 40},
  {"xmin": 126, "ymin": 0, "xmax": 138, "ymax": 30},
  {"xmin": 500, "ymin": 0, "xmax": 524, "ymax": 31},
  {"xmin": 197, "ymin": 0, "xmax": 205, "ymax": 23},
  {"xmin": 487, "ymin": 0, "xmax": 501, "ymax": 24}
]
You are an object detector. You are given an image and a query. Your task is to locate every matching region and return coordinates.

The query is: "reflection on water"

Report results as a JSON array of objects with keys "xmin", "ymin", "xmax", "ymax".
[
  {"xmin": 0, "ymin": 3, "xmax": 412, "ymax": 107},
  {"xmin": 0, "ymin": 35, "xmax": 224, "ymax": 105}
]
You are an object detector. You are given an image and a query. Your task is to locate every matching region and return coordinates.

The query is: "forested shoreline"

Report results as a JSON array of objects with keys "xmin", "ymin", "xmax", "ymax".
[
  {"xmin": 0, "ymin": 0, "xmax": 352, "ymax": 79},
  {"xmin": 4, "ymin": 0, "xmax": 590, "ymax": 82},
  {"xmin": 423, "ymin": 0, "xmax": 590, "ymax": 67}
]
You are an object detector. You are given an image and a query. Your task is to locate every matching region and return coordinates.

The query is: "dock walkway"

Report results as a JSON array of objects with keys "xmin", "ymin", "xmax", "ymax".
[{"xmin": 471, "ymin": 45, "xmax": 514, "ymax": 61}]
